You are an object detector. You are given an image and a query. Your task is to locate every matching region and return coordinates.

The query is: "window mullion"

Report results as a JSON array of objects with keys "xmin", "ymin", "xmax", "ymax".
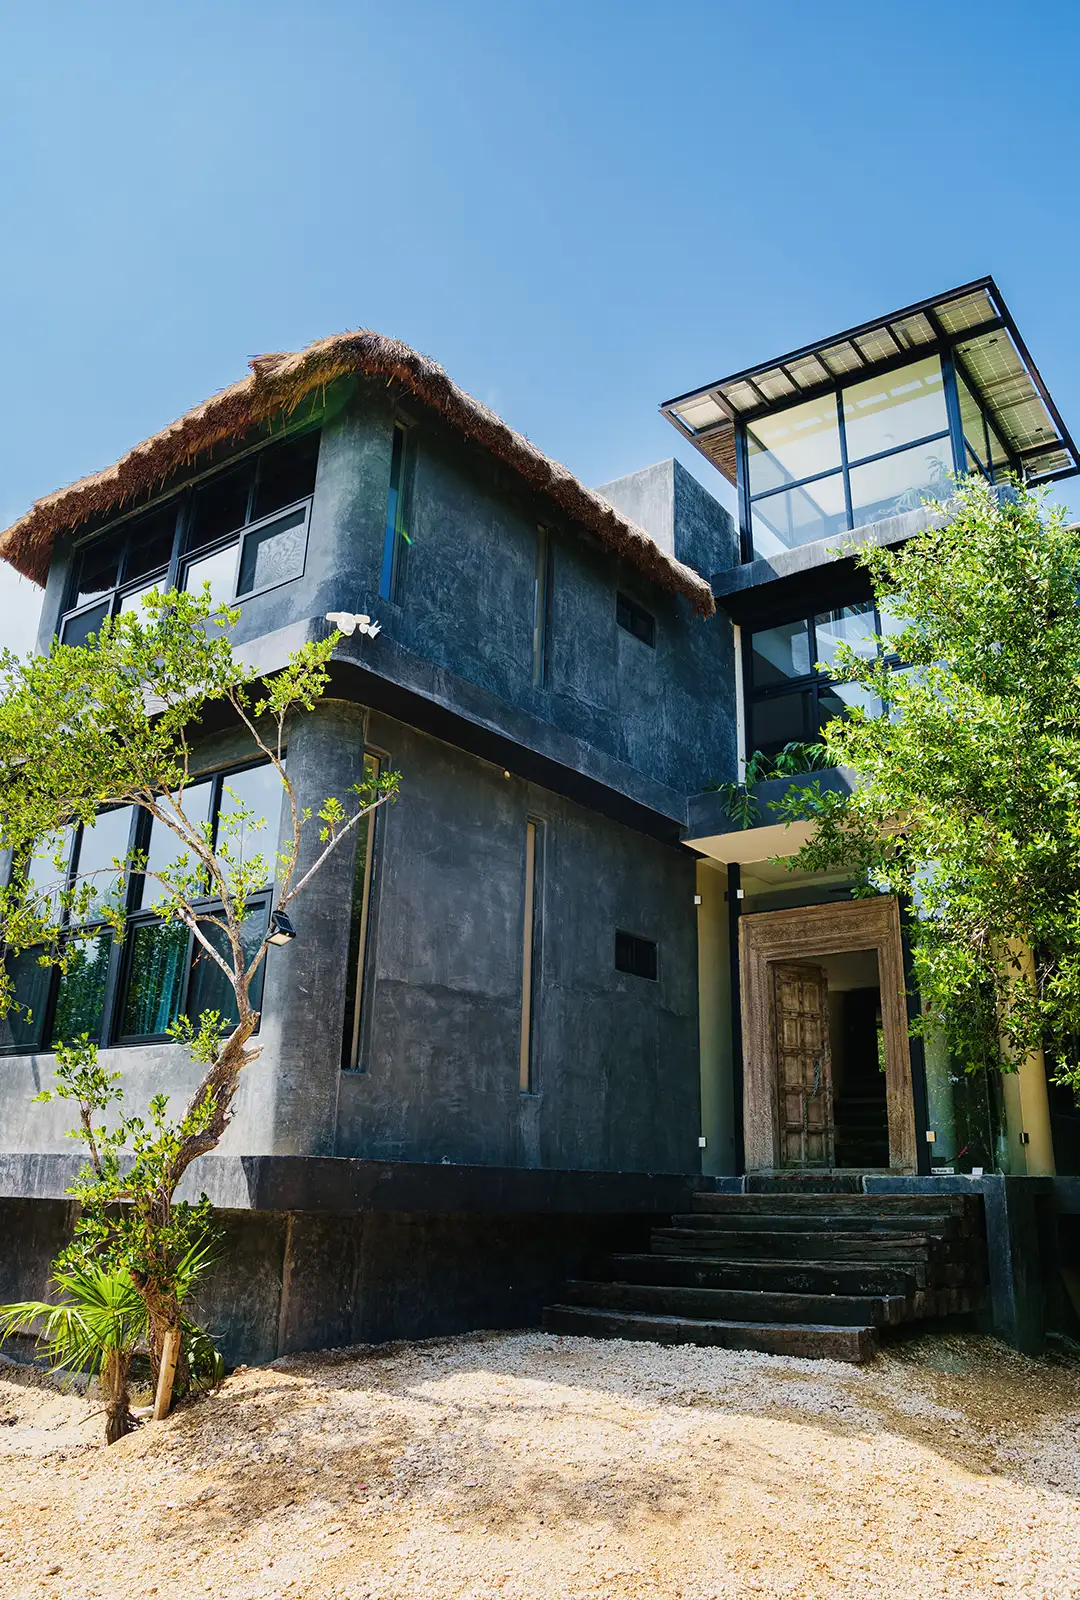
[
  {"xmin": 836, "ymin": 391, "xmax": 854, "ymax": 531},
  {"xmin": 939, "ymin": 348, "xmax": 968, "ymax": 478},
  {"xmin": 169, "ymin": 492, "xmax": 191, "ymax": 590}
]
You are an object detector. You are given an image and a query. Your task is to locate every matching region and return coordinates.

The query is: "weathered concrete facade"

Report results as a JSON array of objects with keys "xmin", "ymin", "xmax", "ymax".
[{"xmin": 0, "ymin": 366, "xmax": 744, "ymax": 1357}]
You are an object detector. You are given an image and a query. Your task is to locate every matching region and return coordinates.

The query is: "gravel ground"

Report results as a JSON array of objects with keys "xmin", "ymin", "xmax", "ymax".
[{"xmin": 0, "ymin": 1330, "xmax": 1078, "ymax": 1600}]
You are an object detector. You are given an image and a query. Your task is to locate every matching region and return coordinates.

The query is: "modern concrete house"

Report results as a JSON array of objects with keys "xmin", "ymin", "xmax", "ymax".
[{"xmin": 0, "ymin": 282, "xmax": 1078, "ymax": 1362}]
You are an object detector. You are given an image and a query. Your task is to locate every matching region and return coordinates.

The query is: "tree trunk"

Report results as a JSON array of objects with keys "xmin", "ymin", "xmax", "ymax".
[
  {"xmin": 103, "ymin": 1349, "xmax": 135, "ymax": 1445},
  {"xmin": 137, "ymin": 1017, "xmax": 260, "ymax": 1390}
]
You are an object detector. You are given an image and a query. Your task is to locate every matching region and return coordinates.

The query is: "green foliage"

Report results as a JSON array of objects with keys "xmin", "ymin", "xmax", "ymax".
[
  {"xmin": 710, "ymin": 742, "xmax": 831, "ymax": 828},
  {"xmin": 0, "ymin": 1259, "xmax": 147, "ymax": 1381},
  {"xmin": 0, "ymin": 589, "xmax": 399, "ymax": 1399},
  {"xmin": 34, "ymin": 1036, "xmax": 219, "ymax": 1329},
  {"xmin": 777, "ymin": 476, "xmax": 1080, "ymax": 1093},
  {"xmin": 0, "ymin": 588, "xmax": 399, "ymax": 1022}
]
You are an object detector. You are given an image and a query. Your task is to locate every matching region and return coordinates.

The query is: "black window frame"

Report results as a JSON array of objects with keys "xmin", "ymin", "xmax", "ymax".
[
  {"xmin": 743, "ymin": 600, "xmax": 901, "ymax": 761},
  {"xmin": 616, "ymin": 591, "xmax": 657, "ymax": 648},
  {"xmin": 58, "ymin": 429, "xmax": 321, "ymax": 646},
  {"xmin": 614, "ymin": 929, "xmax": 658, "ymax": 981},
  {"xmin": 0, "ymin": 759, "xmax": 281, "ymax": 1055},
  {"xmin": 379, "ymin": 420, "xmax": 415, "ymax": 606},
  {"xmin": 734, "ymin": 338, "xmax": 1023, "ymax": 563}
]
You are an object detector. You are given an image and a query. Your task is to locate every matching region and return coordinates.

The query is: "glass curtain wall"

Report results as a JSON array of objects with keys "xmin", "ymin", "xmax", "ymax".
[
  {"xmin": 745, "ymin": 601, "xmax": 899, "ymax": 757},
  {"xmin": 744, "ymin": 355, "xmax": 957, "ymax": 559}
]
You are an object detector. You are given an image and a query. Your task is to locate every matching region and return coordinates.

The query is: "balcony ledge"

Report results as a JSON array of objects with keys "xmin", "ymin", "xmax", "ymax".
[{"xmin": 685, "ymin": 765, "xmax": 857, "ymax": 865}]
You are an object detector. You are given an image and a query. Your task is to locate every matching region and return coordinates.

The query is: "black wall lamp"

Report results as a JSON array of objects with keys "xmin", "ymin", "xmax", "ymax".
[{"xmin": 268, "ymin": 908, "xmax": 297, "ymax": 946}]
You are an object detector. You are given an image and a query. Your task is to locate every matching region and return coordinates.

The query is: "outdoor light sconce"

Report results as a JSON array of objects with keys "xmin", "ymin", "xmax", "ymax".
[
  {"xmin": 326, "ymin": 611, "xmax": 382, "ymax": 638},
  {"xmin": 268, "ymin": 909, "xmax": 297, "ymax": 946}
]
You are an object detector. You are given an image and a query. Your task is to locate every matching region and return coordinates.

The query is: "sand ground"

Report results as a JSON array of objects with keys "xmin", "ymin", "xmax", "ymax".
[{"xmin": 0, "ymin": 1330, "xmax": 1078, "ymax": 1600}]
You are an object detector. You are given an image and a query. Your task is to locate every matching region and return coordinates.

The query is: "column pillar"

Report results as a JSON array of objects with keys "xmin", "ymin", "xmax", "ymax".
[
  {"xmin": 1000, "ymin": 939, "xmax": 1056, "ymax": 1178},
  {"xmin": 258, "ymin": 698, "xmax": 371, "ymax": 1156}
]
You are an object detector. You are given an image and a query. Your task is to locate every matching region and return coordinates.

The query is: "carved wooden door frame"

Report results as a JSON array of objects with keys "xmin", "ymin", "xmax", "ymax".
[{"xmin": 739, "ymin": 896, "xmax": 916, "ymax": 1173}]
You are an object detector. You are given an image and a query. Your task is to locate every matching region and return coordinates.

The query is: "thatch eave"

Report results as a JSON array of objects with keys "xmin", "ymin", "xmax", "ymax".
[{"xmin": 0, "ymin": 331, "xmax": 715, "ymax": 617}]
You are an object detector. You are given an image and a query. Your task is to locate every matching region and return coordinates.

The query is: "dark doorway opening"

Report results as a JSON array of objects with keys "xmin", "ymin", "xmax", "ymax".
[{"xmin": 832, "ymin": 984, "xmax": 889, "ymax": 1168}]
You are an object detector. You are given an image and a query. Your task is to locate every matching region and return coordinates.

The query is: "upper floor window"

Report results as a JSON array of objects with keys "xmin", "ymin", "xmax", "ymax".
[
  {"xmin": 379, "ymin": 422, "xmax": 414, "ymax": 604},
  {"xmin": 745, "ymin": 356, "xmax": 955, "ymax": 561},
  {"xmin": 616, "ymin": 591, "xmax": 656, "ymax": 648},
  {"xmin": 744, "ymin": 600, "xmax": 899, "ymax": 759},
  {"xmin": 0, "ymin": 761, "xmax": 280, "ymax": 1053},
  {"xmin": 60, "ymin": 431, "xmax": 320, "ymax": 646}
]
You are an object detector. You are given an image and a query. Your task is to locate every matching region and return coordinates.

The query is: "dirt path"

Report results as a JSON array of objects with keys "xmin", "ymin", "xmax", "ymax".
[{"xmin": 0, "ymin": 1331, "xmax": 1078, "ymax": 1600}]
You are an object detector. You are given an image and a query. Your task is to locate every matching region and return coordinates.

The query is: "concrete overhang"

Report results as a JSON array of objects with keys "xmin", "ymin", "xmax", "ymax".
[
  {"xmin": 685, "ymin": 766, "xmax": 857, "ymax": 865},
  {"xmin": 711, "ymin": 506, "xmax": 940, "ymax": 623}
]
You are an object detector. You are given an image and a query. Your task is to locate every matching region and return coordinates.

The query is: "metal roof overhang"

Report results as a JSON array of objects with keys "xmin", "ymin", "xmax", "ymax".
[{"xmin": 661, "ymin": 277, "xmax": 1078, "ymax": 489}]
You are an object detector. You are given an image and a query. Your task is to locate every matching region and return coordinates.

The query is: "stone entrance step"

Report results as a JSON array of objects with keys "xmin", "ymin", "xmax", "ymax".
[
  {"xmin": 609, "ymin": 1252, "xmax": 922, "ymax": 1300},
  {"xmin": 541, "ymin": 1186, "xmax": 988, "ymax": 1365},
  {"xmin": 556, "ymin": 1278, "xmax": 908, "ymax": 1328},
  {"xmin": 542, "ymin": 1304, "xmax": 878, "ymax": 1363}
]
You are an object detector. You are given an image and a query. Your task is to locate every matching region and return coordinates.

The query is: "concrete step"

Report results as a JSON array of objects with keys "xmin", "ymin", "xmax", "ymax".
[
  {"xmin": 542, "ymin": 1304, "xmax": 878, "ymax": 1363},
  {"xmin": 651, "ymin": 1228, "xmax": 940, "ymax": 1261},
  {"xmin": 610, "ymin": 1253, "xmax": 923, "ymax": 1299},
  {"xmin": 559, "ymin": 1278, "xmax": 908, "ymax": 1328},
  {"xmin": 692, "ymin": 1192, "xmax": 974, "ymax": 1216},
  {"xmin": 745, "ymin": 1175, "xmax": 865, "ymax": 1194},
  {"xmin": 672, "ymin": 1211, "xmax": 960, "ymax": 1237}
]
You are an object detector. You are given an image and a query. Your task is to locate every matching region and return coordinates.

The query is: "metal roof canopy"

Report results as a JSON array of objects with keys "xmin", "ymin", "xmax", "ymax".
[{"xmin": 661, "ymin": 277, "xmax": 1078, "ymax": 489}]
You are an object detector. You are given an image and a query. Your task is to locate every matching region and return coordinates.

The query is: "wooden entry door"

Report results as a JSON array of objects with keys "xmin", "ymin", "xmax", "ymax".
[
  {"xmin": 773, "ymin": 963, "xmax": 834, "ymax": 1168},
  {"xmin": 739, "ymin": 896, "xmax": 917, "ymax": 1173}
]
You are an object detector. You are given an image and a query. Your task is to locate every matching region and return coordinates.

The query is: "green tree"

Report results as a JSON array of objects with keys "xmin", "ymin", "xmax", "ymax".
[
  {"xmin": 0, "ymin": 588, "xmax": 397, "ymax": 1392},
  {"xmin": 780, "ymin": 475, "xmax": 1080, "ymax": 1093},
  {"xmin": 0, "ymin": 1260, "xmax": 148, "ymax": 1443}
]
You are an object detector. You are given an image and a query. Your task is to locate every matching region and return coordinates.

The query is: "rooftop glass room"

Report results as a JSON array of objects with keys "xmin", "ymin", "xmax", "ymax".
[{"xmin": 662, "ymin": 279, "xmax": 1079, "ymax": 564}]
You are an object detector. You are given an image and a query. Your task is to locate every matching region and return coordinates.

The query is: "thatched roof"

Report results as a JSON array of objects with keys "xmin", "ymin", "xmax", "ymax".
[{"xmin": 0, "ymin": 331, "xmax": 715, "ymax": 616}]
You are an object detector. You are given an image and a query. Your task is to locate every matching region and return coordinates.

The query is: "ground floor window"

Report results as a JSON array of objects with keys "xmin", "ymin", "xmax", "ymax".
[{"xmin": 0, "ymin": 761, "xmax": 280, "ymax": 1053}]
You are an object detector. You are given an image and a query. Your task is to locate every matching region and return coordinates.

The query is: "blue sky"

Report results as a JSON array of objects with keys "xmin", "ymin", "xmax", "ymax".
[{"xmin": 2, "ymin": 0, "xmax": 1079, "ymax": 652}]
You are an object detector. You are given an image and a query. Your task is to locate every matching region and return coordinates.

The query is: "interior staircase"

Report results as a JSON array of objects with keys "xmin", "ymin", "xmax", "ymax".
[{"xmin": 542, "ymin": 1183, "xmax": 988, "ymax": 1363}]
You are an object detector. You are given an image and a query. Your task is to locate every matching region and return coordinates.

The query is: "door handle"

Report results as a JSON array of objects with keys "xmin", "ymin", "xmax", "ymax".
[{"xmin": 811, "ymin": 1059, "xmax": 822, "ymax": 1096}]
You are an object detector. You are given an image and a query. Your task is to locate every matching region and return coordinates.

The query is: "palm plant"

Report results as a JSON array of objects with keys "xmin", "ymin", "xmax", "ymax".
[{"xmin": 0, "ymin": 1261, "xmax": 147, "ymax": 1442}]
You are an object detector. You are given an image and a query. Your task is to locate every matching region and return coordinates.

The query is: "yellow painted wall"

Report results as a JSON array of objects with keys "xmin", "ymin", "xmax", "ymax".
[{"xmin": 696, "ymin": 859, "xmax": 737, "ymax": 1175}]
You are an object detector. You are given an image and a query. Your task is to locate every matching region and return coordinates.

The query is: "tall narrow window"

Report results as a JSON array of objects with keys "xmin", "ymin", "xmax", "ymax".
[
  {"xmin": 380, "ymin": 423, "xmax": 413, "ymax": 604},
  {"xmin": 342, "ymin": 753, "xmax": 381, "ymax": 1070},
  {"xmin": 519, "ymin": 817, "xmax": 544, "ymax": 1093},
  {"xmin": 532, "ymin": 527, "xmax": 550, "ymax": 686}
]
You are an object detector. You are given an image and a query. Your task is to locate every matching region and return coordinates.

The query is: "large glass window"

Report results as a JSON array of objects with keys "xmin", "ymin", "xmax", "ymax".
[
  {"xmin": 59, "ymin": 431, "xmax": 320, "ymax": 644},
  {"xmin": 62, "ymin": 508, "xmax": 179, "ymax": 646},
  {"xmin": 745, "ymin": 600, "xmax": 894, "ymax": 759},
  {"xmin": 840, "ymin": 356, "xmax": 947, "ymax": 461},
  {"xmin": 746, "ymin": 395, "xmax": 842, "ymax": 497},
  {"xmin": 180, "ymin": 432, "xmax": 318, "ymax": 604},
  {"xmin": 1, "ymin": 762, "xmax": 282, "ymax": 1052},
  {"xmin": 742, "ymin": 354, "xmax": 966, "ymax": 561},
  {"xmin": 847, "ymin": 437, "xmax": 954, "ymax": 528}
]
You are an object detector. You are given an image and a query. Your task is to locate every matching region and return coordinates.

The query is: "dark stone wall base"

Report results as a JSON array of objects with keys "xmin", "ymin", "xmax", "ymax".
[{"xmin": 0, "ymin": 1199, "xmax": 656, "ymax": 1368}]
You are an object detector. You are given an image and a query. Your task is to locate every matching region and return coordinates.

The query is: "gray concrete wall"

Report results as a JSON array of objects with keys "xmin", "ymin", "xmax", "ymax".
[
  {"xmin": 39, "ymin": 390, "xmax": 739, "ymax": 806},
  {"xmin": 0, "ymin": 1197, "xmax": 656, "ymax": 1368},
  {"xmin": 9, "ymin": 386, "xmax": 719, "ymax": 1189},
  {"xmin": 596, "ymin": 457, "xmax": 739, "ymax": 579},
  {"xmin": 0, "ymin": 700, "xmax": 703, "ymax": 1177},
  {"xmin": 338, "ymin": 711, "xmax": 702, "ymax": 1172}
]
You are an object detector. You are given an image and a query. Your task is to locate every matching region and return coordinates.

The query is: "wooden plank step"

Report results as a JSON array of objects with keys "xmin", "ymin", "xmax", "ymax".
[
  {"xmin": 610, "ymin": 1253, "xmax": 923, "ymax": 1298},
  {"xmin": 541, "ymin": 1305, "xmax": 878, "ymax": 1363},
  {"xmin": 672, "ymin": 1211, "xmax": 960, "ymax": 1237},
  {"xmin": 651, "ymin": 1228, "xmax": 939, "ymax": 1261},
  {"xmin": 693, "ymin": 1192, "xmax": 975, "ymax": 1217},
  {"xmin": 558, "ymin": 1279, "xmax": 909, "ymax": 1328}
]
